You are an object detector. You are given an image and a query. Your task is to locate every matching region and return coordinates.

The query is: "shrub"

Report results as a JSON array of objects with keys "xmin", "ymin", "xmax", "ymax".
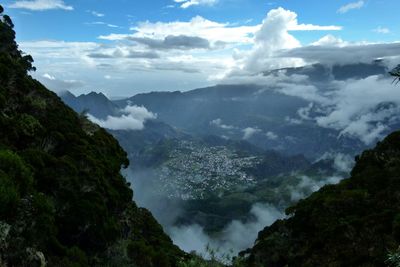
[{"xmin": 0, "ymin": 149, "xmax": 32, "ymax": 194}]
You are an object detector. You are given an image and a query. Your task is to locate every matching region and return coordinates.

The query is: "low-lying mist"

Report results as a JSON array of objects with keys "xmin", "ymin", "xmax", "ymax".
[
  {"xmin": 168, "ymin": 203, "xmax": 284, "ymax": 258},
  {"xmin": 122, "ymin": 165, "xmax": 346, "ymax": 260}
]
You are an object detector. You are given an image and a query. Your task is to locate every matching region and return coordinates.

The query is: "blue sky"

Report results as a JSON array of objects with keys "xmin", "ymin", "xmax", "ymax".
[
  {"xmin": 2, "ymin": 0, "xmax": 400, "ymax": 96},
  {"xmin": 6, "ymin": 0, "xmax": 399, "ymax": 43}
]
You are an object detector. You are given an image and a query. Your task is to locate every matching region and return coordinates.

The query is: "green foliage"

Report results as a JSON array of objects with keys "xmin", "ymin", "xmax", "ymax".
[
  {"xmin": 0, "ymin": 7, "xmax": 185, "ymax": 267},
  {"xmin": 127, "ymin": 240, "xmax": 155, "ymax": 266},
  {"xmin": 390, "ymin": 65, "xmax": 400, "ymax": 84},
  {"xmin": 0, "ymin": 171, "xmax": 20, "ymax": 219},
  {"xmin": 16, "ymin": 113, "xmax": 43, "ymax": 137},
  {"xmin": 0, "ymin": 149, "xmax": 33, "ymax": 194},
  {"xmin": 243, "ymin": 131, "xmax": 400, "ymax": 266},
  {"xmin": 387, "ymin": 247, "xmax": 400, "ymax": 267}
]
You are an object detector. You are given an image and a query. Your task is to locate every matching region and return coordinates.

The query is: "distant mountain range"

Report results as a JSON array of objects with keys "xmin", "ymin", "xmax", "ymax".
[
  {"xmin": 59, "ymin": 62, "xmax": 390, "ymax": 159},
  {"xmin": 61, "ymin": 91, "xmax": 119, "ymax": 119},
  {"xmin": 59, "ymin": 64, "xmax": 372, "ymax": 235}
]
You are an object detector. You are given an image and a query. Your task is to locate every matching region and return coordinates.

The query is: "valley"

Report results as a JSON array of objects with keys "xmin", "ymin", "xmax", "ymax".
[
  {"xmin": 61, "ymin": 88, "xmax": 354, "ymax": 253},
  {"xmin": 2, "ymin": 1, "xmax": 400, "ymax": 266},
  {"xmin": 147, "ymin": 139, "xmax": 261, "ymax": 200}
]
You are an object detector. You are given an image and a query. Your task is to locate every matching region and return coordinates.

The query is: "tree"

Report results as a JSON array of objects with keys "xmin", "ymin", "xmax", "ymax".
[
  {"xmin": 0, "ymin": 5, "xmax": 4, "ymax": 14},
  {"xmin": 390, "ymin": 65, "xmax": 400, "ymax": 85}
]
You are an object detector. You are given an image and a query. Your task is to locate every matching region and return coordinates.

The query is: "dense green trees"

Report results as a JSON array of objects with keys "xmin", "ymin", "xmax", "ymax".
[
  {"xmin": 0, "ymin": 5, "xmax": 184, "ymax": 266},
  {"xmin": 240, "ymin": 130, "xmax": 400, "ymax": 266}
]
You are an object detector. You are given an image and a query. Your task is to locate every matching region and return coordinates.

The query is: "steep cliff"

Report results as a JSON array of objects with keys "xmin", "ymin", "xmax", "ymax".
[{"xmin": 0, "ymin": 7, "xmax": 184, "ymax": 267}]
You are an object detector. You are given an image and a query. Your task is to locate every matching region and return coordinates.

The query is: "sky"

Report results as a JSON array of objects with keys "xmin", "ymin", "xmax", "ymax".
[{"xmin": 2, "ymin": 0, "xmax": 400, "ymax": 96}]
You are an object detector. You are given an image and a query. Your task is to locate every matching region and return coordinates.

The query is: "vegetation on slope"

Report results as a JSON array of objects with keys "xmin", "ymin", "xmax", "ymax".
[
  {"xmin": 0, "ymin": 7, "xmax": 184, "ymax": 266},
  {"xmin": 241, "ymin": 130, "xmax": 400, "ymax": 266}
]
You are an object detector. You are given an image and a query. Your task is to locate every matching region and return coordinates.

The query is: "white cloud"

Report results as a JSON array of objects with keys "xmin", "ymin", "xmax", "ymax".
[
  {"xmin": 290, "ymin": 175, "xmax": 342, "ymax": 201},
  {"xmin": 337, "ymin": 0, "xmax": 364, "ymax": 14},
  {"xmin": 265, "ymin": 131, "xmax": 278, "ymax": 140},
  {"xmin": 9, "ymin": 0, "xmax": 73, "ymax": 11},
  {"xmin": 273, "ymin": 72, "xmax": 400, "ymax": 145},
  {"xmin": 86, "ymin": 21, "xmax": 119, "ymax": 28},
  {"xmin": 311, "ymin": 34, "xmax": 348, "ymax": 47},
  {"xmin": 318, "ymin": 152, "xmax": 354, "ymax": 173},
  {"xmin": 101, "ymin": 16, "xmax": 257, "ymax": 45},
  {"xmin": 210, "ymin": 118, "xmax": 235, "ymax": 129},
  {"xmin": 333, "ymin": 153, "xmax": 354, "ymax": 173},
  {"xmin": 100, "ymin": 10, "xmax": 340, "ymax": 46},
  {"xmin": 87, "ymin": 105, "xmax": 157, "ymax": 131},
  {"xmin": 92, "ymin": 7, "xmax": 342, "ymax": 88},
  {"xmin": 280, "ymin": 40, "xmax": 400, "ymax": 65},
  {"xmin": 373, "ymin": 26, "xmax": 390, "ymax": 34},
  {"xmin": 278, "ymin": 82, "xmax": 328, "ymax": 104},
  {"xmin": 314, "ymin": 76, "xmax": 400, "ymax": 144},
  {"xmin": 21, "ymin": 39, "xmax": 233, "ymax": 96},
  {"xmin": 242, "ymin": 127, "xmax": 261, "ymax": 140},
  {"xmin": 169, "ymin": 203, "xmax": 283, "ymax": 259},
  {"xmin": 235, "ymin": 7, "xmax": 341, "ymax": 73},
  {"xmin": 40, "ymin": 73, "xmax": 84, "ymax": 93},
  {"xmin": 42, "ymin": 73, "xmax": 55, "ymax": 80},
  {"xmin": 20, "ymin": 40, "xmax": 99, "ymax": 59},
  {"xmin": 89, "ymin": 10, "xmax": 104, "ymax": 17},
  {"xmin": 174, "ymin": 0, "xmax": 218, "ymax": 9}
]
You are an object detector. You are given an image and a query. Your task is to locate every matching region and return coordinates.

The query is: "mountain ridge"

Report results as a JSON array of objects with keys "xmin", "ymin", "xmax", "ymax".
[{"xmin": 0, "ymin": 7, "xmax": 185, "ymax": 267}]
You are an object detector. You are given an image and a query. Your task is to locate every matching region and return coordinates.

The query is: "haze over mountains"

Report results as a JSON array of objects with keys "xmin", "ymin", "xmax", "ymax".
[
  {"xmin": 61, "ymin": 61, "xmax": 392, "ymax": 159},
  {"xmin": 59, "ymin": 60, "xmax": 397, "ymax": 257}
]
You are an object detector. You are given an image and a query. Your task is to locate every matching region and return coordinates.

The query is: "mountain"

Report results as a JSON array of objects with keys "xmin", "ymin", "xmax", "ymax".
[
  {"xmin": 241, "ymin": 130, "xmax": 400, "ymax": 266},
  {"xmin": 59, "ymin": 91, "xmax": 119, "ymax": 119},
  {"xmin": 62, "ymin": 61, "xmax": 389, "ymax": 160},
  {"xmin": 113, "ymin": 84, "xmax": 366, "ymax": 159},
  {"xmin": 0, "ymin": 8, "xmax": 185, "ymax": 267},
  {"xmin": 109, "ymin": 61, "xmax": 389, "ymax": 160}
]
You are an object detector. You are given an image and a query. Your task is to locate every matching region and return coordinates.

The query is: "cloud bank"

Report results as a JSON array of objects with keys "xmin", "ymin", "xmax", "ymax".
[
  {"xmin": 128, "ymin": 35, "xmax": 211, "ymax": 50},
  {"xmin": 169, "ymin": 203, "xmax": 284, "ymax": 259},
  {"xmin": 9, "ymin": 0, "xmax": 73, "ymax": 11},
  {"xmin": 88, "ymin": 105, "xmax": 156, "ymax": 131}
]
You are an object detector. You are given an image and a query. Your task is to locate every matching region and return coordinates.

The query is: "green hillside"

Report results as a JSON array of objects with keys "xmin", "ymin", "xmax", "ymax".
[
  {"xmin": 0, "ymin": 7, "xmax": 184, "ymax": 266},
  {"xmin": 242, "ymin": 130, "xmax": 400, "ymax": 266}
]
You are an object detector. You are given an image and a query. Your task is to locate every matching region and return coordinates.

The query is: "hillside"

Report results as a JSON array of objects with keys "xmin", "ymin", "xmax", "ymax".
[
  {"xmin": 241, "ymin": 130, "xmax": 400, "ymax": 266},
  {"xmin": 0, "ymin": 7, "xmax": 184, "ymax": 267}
]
